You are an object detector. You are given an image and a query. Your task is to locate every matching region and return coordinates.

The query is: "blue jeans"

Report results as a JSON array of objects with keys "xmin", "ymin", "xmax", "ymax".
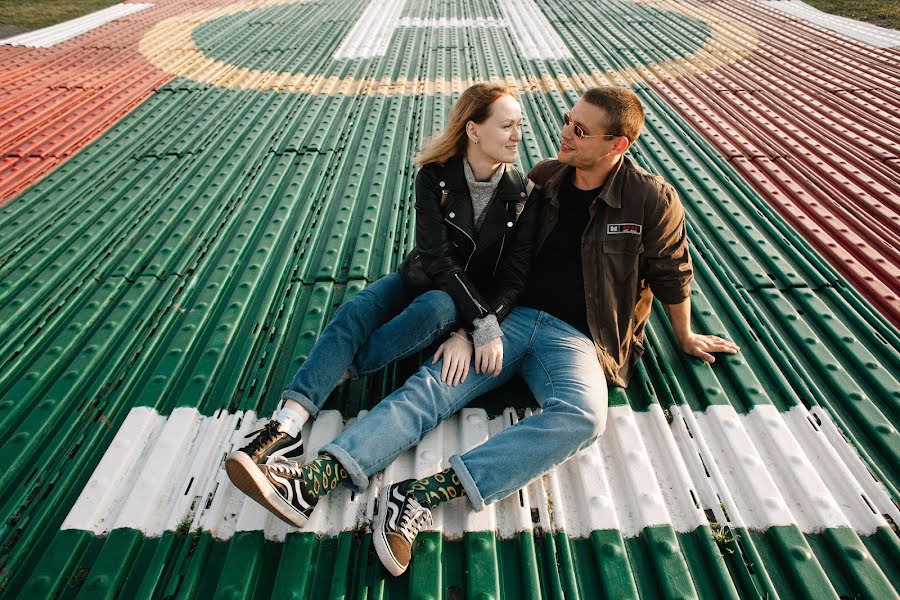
[
  {"xmin": 322, "ymin": 307, "xmax": 608, "ymax": 511},
  {"xmin": 282, "ymin": 273, "xmax": 458, "ymax": 415}
]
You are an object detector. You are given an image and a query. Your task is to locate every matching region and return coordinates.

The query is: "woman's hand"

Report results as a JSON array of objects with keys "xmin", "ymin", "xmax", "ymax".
[
  {"xmin": 432, "ymin": 329, "xmax": 473, "ymax": 386},
  {"xmin": 475, "ymin": 337, "xmax": 503, "ymax": 377}
]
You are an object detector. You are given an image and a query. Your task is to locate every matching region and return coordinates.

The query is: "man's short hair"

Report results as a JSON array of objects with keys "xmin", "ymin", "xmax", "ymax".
[{"xmin": 582, "ymin": 87, "xmax": 645, "ymax": 144}]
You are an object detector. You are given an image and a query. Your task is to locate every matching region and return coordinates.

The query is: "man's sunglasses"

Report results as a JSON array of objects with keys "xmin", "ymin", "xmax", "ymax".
[{"xmin": 563, "ymin": 112, "xmax": 620, "ymax": 140}]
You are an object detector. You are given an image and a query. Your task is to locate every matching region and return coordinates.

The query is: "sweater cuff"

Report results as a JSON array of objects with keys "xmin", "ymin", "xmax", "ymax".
[{"xmin": 471, "ymin": 314, "xmax": 503, "ymax": 347}]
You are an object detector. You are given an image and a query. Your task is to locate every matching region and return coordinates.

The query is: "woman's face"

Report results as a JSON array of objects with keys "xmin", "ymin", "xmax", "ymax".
[{"xmin": 468, "ymin": 95, "xmax": 523, "ymax": 163}]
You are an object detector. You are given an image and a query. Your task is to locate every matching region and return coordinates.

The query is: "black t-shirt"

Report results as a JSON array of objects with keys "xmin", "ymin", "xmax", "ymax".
[{"xmin": 522, "ymin": 176, "xmax": 599, "ymax": 336}]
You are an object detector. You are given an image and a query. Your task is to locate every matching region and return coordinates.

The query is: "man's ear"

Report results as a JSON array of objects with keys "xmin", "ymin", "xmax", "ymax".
[{"xmin": 614, "ymin": 136, "xmax": 630, "ymax": 154}]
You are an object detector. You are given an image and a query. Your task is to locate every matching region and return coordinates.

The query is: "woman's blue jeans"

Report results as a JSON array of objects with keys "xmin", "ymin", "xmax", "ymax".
[
  {"xmin": 322, "ymin": 307, "xmax": 609, "ymax": 510},
  {"xmin": 281, "ymin": 273, "xmax": 458, "ymax": 415}
]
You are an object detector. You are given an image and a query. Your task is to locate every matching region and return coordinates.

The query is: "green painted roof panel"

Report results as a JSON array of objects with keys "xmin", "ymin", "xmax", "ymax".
[{"xmin": 0, "ymin": 0, "xmax": 898, "ymax": 597}]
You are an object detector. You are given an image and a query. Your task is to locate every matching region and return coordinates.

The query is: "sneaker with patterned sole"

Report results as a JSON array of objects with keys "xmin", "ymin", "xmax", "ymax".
[
  {"xmin": 224, "ymin": 419, "xmax": 304, "ymax": 513},
  {"xmin": 374, "ymin": 480, "xmax": 433, "ymax": 576},
  {"xmin": 263, "ymin": 458, "xmax": 319, "ymax": 526},
  {"xmin": 230, "ymin": 457, "xmax": 318, "ymax": 528}
]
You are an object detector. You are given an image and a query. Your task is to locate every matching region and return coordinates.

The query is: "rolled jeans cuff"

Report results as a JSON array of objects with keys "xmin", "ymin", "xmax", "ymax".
[
  {"xmin": 280, "ymin": 390, "xmax": 319, "ymax": 418},
  {"xmin": 320, "ymin": 443, "xmax": 369, "ymax": 492},
  {"xmin": 449, "ymin": 454, "xmax": 485, "ymax": 512}
]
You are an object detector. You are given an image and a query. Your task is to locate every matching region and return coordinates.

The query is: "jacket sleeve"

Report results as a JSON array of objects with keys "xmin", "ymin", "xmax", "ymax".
[
  {"xmin": 527, "ymin": 159, "xmax": 557, "ymax": 187},
  {"xmin": 479, "ymin": 184, "xmax": 543, "ymax": 322},
  {"xmin": 414, "ymin": 167, "xmax": 492, "ymax": 328},
  {"xmin": 640, "ymin": 184, "xmax": 693, "ymax": 304}
]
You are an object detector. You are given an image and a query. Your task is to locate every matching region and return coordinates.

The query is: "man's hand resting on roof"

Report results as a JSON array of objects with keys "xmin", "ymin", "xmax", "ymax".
[
  {"xmin": 677, "ymin": 332, "xmax": 740, "ymax": 363},
  {"xmin": 663, "ymin": 297, "xmax": 740, "ymax": 363}
]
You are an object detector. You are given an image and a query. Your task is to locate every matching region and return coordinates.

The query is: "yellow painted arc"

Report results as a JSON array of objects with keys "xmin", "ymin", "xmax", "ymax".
[{"xmin": 138, "ymin": 0, "xmax": 760, "ymax": 94}]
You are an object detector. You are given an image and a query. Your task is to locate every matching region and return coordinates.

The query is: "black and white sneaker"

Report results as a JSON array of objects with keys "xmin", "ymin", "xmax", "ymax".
[
  {"xmin": 228, "ymin": 456, "xmax": 318, "ymax": 527},
  {"xmin": 374, "ymin": 480, "xmax": 433, "ymax": 576},
  {"xmin": 231, "ymin": 419, "xmax": 305, "ymax": 465},
  {"xmin": 257, "ymin": 457, "xmax": 318, "ymax": 527},
  {"xmin": 224, "ymin": 419, "xmax": 304, "ymax": 511}
]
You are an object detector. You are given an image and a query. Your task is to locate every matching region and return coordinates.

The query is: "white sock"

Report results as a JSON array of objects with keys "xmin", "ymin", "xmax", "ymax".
[{"xmin": 275, "ymin": 404, "xmax": 310, "ymax": 438}]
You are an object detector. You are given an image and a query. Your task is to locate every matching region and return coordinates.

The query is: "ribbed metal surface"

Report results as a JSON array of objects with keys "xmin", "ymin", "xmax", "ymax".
[
  {"xmin": 0, "ymin": 3, "xmax": 154, "ymax": 48},
  {"xmin": 59, "ymin": 404, "xmax": 895, "ymax": 540},
  {"xmin": 0, "ymin": 0, "xmax": 205, "ymax": 203},
  {"xmin": 765, "ymin": 0, "xmax": 900, "ymax": 47},
  {"xmin": 0, "ymin": 0, "xmax": 898, "ymax": 598},
  {"xmin": 645, "ymin": 0, "xmax": 900, "ymax": 327},
  {"xmin": 28, "ymin": 402, "xmax": 895, "ymax": 599}
]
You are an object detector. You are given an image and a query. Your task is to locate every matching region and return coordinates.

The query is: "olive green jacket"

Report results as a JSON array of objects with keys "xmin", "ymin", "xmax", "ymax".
[{"xmin": 529, "ymin": 156, "xmax": 693, "ymax": 387}]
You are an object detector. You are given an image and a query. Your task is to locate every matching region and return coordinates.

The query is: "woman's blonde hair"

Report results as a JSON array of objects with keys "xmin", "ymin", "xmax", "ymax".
[{"xmin": 414, "ymin": 83, "xmax": 515, "ymax": 167}]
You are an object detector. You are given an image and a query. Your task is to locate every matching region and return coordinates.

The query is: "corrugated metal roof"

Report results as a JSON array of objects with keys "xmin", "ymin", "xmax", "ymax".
[
  {"xmin": 764, "ymin": 0, "xmax": 900, "ymax": 47},
  {"xmin": 0, "ymin": 3, "xmax": 154, "ymax": 48},
  {"xmin": 0, "ymin": 0, "xmax": 898, "ymax": 598},
  {"xmin": 645, "ymin": 0, "xmax": 900, "ymax": 326},
  {"xmin": 61, "ymin": 405, "xmax": 896, "ymax": 540},
  {"xmin": 0, "ymin": 0, "xmax": 187, "ymax": 203}
]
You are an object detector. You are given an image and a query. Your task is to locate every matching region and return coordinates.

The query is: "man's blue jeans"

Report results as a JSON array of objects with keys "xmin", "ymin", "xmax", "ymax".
[
  {"xmin": 322, "ymin": 307, "xmax": 609, "ymax": 510},
  {"xmin": 282, "ymin": 273, "xmax": 458, "ymax": 415}
]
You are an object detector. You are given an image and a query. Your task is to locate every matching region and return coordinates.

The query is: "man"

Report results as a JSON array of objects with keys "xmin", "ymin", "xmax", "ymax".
[{"xmin": 227, "ymin": 86, "xmax": 738, "ymax": 577}]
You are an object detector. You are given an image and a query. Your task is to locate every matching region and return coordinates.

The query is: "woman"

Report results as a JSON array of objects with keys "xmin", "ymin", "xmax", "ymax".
[{"xmin": 225, "ymin": 83, "xmax": 542, "ymax": 489}]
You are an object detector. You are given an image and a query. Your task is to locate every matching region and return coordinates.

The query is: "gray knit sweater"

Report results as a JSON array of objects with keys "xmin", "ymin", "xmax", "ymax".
[{"xmin": 464, "ymin": 159, "xmax": 504, "ymax": 347}]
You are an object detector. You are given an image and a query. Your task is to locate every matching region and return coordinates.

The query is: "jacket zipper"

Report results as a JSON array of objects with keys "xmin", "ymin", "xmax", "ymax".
[
  {"xmin": 454, "ymin": 272, "xmax": 486, "ymax": 314},
  {"xmin": 493, "ymin": 186, "xmax": 521, "ymax": 275},
  {"xmin": 444, "ymin": 217, "xmax": 477, "ymax": 270},
  {"xmin": 493, "ymin": 234, "xmax": 506, "ymax": 276}
]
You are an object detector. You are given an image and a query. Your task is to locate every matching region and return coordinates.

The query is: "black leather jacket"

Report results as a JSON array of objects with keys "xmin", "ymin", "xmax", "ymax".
[{"xmin": 398, "ymin": 156, "xmax": 542, "ymax": 329}]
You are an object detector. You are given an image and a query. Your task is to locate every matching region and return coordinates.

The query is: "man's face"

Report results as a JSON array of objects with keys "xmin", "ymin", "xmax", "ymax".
[{"xmin": 557, "ymin": 99, "xmax": 617, "ymax": 168}]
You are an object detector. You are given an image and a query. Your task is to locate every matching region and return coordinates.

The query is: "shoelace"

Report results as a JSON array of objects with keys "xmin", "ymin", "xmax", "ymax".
[
  {"xmin": 397, "ymin": 498, "xmax": 432, "ymax": 543},
  {"xmin": 266, "ymin": 455, "xmax": 304, "ymax": 478},
  {"xmin": 242, "ymin": 420, "xmax": 283, "ymax": 454}
]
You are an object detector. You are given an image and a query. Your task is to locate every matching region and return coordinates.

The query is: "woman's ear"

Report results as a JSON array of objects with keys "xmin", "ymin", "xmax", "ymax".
[{"xmin": 466, "ymin": 121, "xmax": 478, "ymax": 143}]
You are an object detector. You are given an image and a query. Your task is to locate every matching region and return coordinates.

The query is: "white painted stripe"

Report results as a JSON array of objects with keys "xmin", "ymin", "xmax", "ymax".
[
  {"xmin": 497, "ymin": 0, "xmax": 572, "ymax": 60},
  {"xmin": 764, "ymin": 0, "xmax": 900, "ymax": 48},
  {"xmin": 743, "ymin": 405, "xmax": 851, "ymax": 531},
  {"xmin": 0, "ymin": 3, "xmax": 153, "ymax": 48},
  {"xmin": 334, "ymin": 0, "xmax": 570, "ymax": 60},
  {"xmin": 60, "ymin": 407, "xmax": 162, "ymax": 532},
  {"xmin": 775, "ymin": 407, "xmax": 875, "ymax": 532},
  {"xmin": 807, "ymin": 407, "xmax": 900, "ymax": 528},
  {"xmin": 333, "ymin": 0, "xmax": 407, "ymax": 59},
  {"xmin": 668, "ymin": 404, "xmax": 743, "ymax": 527},
  {"xmin": 600, "ymin": 406, "xmax": 681, "ymax": 536},
  {"xmin": 556, "ymin": 426, "xmax": 619, "ymax": 536},
  {"xmin": 685, "ymin": 404, "xmax": 895, "ymax": 536},
  {"xmin": 196, "ymin": 410, "xmax": 261, "ymax": 540},
  {"xmin": 112, "ymin": 407, "xmax": 204, "ymax": 534},
  {"xmin": 691, "ymin": 405, "xmax": 798, "ymax": 529},
  {"xmin": 171, "ymin": 408, "xmax": 243, "ymax": 538},
  {"xmin": 634, "ymin": 405, "xmax": 707, "ymax": 533},
  {"xmin": 62, "ymin": 403, "xmax": 891, "ymax": 541},
  {"xmin": 396, "ymin": 18, "xmax": 506, "ymax": 28}
]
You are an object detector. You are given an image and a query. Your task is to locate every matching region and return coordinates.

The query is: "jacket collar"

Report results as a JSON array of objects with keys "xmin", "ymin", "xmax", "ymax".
[
  {"xmin": 545, "ymin": 156, "xmax": 631, "ymax": 210},
  {"xmin": 438, "ymin": 155, "xmax": 524, "ymax": 252},
  {"xmin": 439, "ymin": 154, "xmax": 469, "ymax": 192}
]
